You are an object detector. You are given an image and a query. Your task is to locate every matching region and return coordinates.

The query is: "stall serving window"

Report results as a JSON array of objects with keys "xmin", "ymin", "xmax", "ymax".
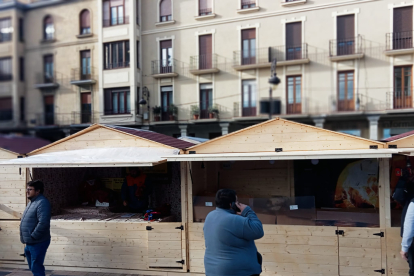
[
  {"xmin": 191, "ymin": 159, "xmax": 380, "ymax": 227},
  {"xmin": 33, "ymin": 163, "xmax": 182, "ymax": 222}
]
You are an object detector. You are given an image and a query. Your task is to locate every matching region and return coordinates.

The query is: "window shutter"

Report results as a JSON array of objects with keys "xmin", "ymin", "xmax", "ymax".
[
  {"xmin": 199, "ymin": 0, "xmax": 212, "ymax": 11},
  {"xmin": 160, "ymin": 40, "xmax": 172, "ymax": 49},
  {"xmin": 81, "ymin": 93, "xmax": 92, "ymax": 104},
  {"xmin": 242, "ymin": 28, "xmax": 256, "ymax": 40},
  {"xmin": 0, "ymin": 97, "xmax": 11, "ymax": 110},
  {"xmin": 394, "ymin": 6, "xmax": 413, "ymax": 32},
  {"xmin": 44, "ymin": 95, "xmax": 54, "ymax": 105},
  {"xmin": 81, "ymin": 10, "xmax": 90, "ymax": 28},
  {"xmin": 337, "ymin": 14, "xmax": 354, "ymax": 40},
  {"xmin": 110, "ymin": 0, "xmax": 124, "ymax": 7},
  {"xmin": 199, "ymin": 34, "xmax": 212, "ymax": 56},
  {"xmin": 286, "ymin": 22, "xmax": 302, "ymax": 46},
  {"xmin": 160, "ymin": 0, "xmax": 172, "ymax": 16},
  {"xmin": 104, "ymin": 89, "xmax": 112, "ymax": 114},
  {"xmin": 81, "ymin": 50, "xmax": 91, "ymax": 59},
  {"xmin": 103, "ymin": 0, "xmax": 110, "ymax": 21}
]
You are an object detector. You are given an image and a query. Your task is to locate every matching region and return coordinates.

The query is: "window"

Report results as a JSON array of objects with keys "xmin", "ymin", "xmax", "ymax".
[
  {"xmin": 103, "ymin": 0, "xmax": 129, "ymax": 27},
  {"xmin": 160, "ymin": 40, "xmax": 172, "ymax": 73},
  {"xmin": 103, "ymin": 40, "xmax": 130, "ymax": 69},
  {"xmin": 43, "ymin": 16, "xmax": 54, "ymax": 40},
  {"xmin": 0, "ymin": 57, "xmax": 12, "ymax": 81},
  {"xmin": 81, "ymin": 93, "xmax": 92, "ymax": 123},
  {"xmin": 337, "ymin": 15, "xmax": 355, "ymax": 55},
  {"xmin": 241, "ymin": 29, "xmax": 256, "ymax": 65},
  {"xmin": 161, "ymin": 86, "xmax": 173, "ymax": 121},
  {"xmin": 43, "ymin": 55, "xmax": 54, "ymax": 83},
  {"xmin": 0, "ymin": 97, "xmax": 12, "ymax": 121},
  {"xmin": 199, "ymin": 0, "xmax": 212, "ymax": 16},
  {"xmin": 20, "ymin": 97, "xmax": 24, "ymax": 122},
  {"xmin": 393, "ymin": 6, "xmax": 413, "ymax": 49},
  {"xmin": 80, "ymin": 50, "xmax": 91, "ymax": 79},
  {"xmin": 19, "ymin": 57, "xmax": 24, "ymax": 81},
  {"xmin": 241, "ymin": 0, "xmax": 256, "ymax": 9},
  {"xmin": 286, "ymin": 75, "xmax": 301, "ymax": 114},
  {"xmin": 104, "ymin": 88, "xmax": 130, "ymax": 115},
  {"xmin": 242, "ymin": 80, "xmax": 256, "ymax": 116},
  {"xmin": 19, "ymin": 18, "xmax": 23, "ymax": 42},
  {"xmin": 337, "ymin": 71, "xmax": 354, "ymax": 111},
  {"xmin": 0, "ymin": 18, "xmax": 12, "ymax": 43},
  {"xmin": 137, "ymin": 41, "xmax": 140, "ymax": 69},
  {"xmin": 286, "ymin": 22, "xmax": 302, "ymax": 60},
  {"xmin": 44, "ymin": 95, "xmax": 54, "ymax": 125},
  {"xmin": 394, "ymin": 66, "xmax": 412, "ymax": 109},
  {"xmin": 136, "ymin": 0, "xmax": 139, "ymax": 25},
  {"xmin": 80, "ymin": 10, "xmax": 91, "ymax": 34},
  {"xmin": 160, "ymin": 0, "xmax": 172, "ymax": 22},
  {"xmin": 199, "ymin": 34, "xmax": 212, "ymax": 69},
  {"xmin": 200, "ymin": 84, "xmax": 213, "ymax": 119}
]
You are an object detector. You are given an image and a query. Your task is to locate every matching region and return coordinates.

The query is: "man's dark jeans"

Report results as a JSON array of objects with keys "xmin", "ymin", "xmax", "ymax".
[{"xmin": 24, "ymin": 239, "xmax": 50, "ymax": 276}]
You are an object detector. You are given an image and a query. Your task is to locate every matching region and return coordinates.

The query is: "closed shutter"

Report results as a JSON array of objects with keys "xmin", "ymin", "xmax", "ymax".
[
  {"xmin": 160, "ymin": 0, "xmax": 172, "ymax": 16},
  {"xmin": 394, "ymin": 6, "xmax": 413, "ymax": 32},
  {"xmin": 242, "ymin": 28, "xmax": 256, "ymax": 40},
  {"xmin": 81, "ymin": 10, "xmax": 90, "ymax": 28},
  {"xmin": 103, "ymin": 0, "xmax": 110, "ymax": 23},
  {"xmin": 81, "ymin": 93, "xmax": 91, "ymax": 104},
  {"xmin": 199, "ymin": 0, "xmax": 212, "ymax": 11},
  {"xmin": 110, "ymin": 0, "xmax": 123, "ymax": 7},
  {"xmin": 286, "ymin": 22, "xmax": 302, "ymax": 47},
  {"xmin": 160, "ymin": 40, "xmax": 172, "ymax": 49},
  {"xmin": 104, "ymin": 89, "xmax": 112, "ymax": 114},
  {"xmin": 199, "ymin": 34, "xmax": 212, "ymax": 69},
  {"xmin": 337, "ymin": 14, "xmax": 355, "ymax": 40}
]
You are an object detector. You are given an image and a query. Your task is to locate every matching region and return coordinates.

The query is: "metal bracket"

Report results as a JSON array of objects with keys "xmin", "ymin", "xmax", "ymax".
[
  {"xmin": 176, "ymin": 260, "xmax": 185, "ymax": 265},
  {"xmin": 189, "ymin": 151, "xmax": 196, "ymax": 154},
  {"xmin": 146, "ymin": 226, "xmax": 153, "ymax": 231},
  {"xmin": 275, "ymin": 148, "xmax": 283, "ymax": 152},
  {"xmin": 388, "ymin": 145, "xmax": 397, "ymax": 149},
  {"xmin": 370, "ymin": 145, "xmax": 379, "ymax": 149},
  {"xmin": 374, "ymin": 269, "xmax": 385, "ymax": 274},
  {"xmin": 175, "ymin": 225, "xmax": 184, "ymax": 230},
  {"xmin": 373, "ymin": 232, "xmax": 384, "ymax": 238},
  {"xmin": 336, "ymin": 230, "xmax": 344, "ymax": 236}
]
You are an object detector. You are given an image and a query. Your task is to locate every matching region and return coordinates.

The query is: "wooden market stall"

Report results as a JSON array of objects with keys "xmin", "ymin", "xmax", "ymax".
[
  {"xmin": 167, "ymin": 118, "xmax": 398, "ymax": 276},
  {"xmin": 0, "ymin": 124, "xmax": 195, "ymax": 275}
]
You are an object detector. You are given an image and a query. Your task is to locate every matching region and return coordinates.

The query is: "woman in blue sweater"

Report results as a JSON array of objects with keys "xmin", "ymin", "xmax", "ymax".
[{"xmin": 203, "ymin": 189, "xmax": 264, "ymax": 276}]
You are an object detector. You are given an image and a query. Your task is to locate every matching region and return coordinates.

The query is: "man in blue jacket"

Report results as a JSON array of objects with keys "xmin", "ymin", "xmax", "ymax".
[
  {"xmin": 204, "ymin": 189, "xmax": 264, "ymax": 276},
  {"xmin": 20, "ymin": 180, "xmax": 51, "ymax": 276}
]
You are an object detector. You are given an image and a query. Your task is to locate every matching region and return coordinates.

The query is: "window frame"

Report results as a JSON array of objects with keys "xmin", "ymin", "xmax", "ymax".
[
  {"xmin": 43, "ymin": 15, "xmax": 54, "ymax": 41},
  {"xmin": 241, "ymin": 0, "xmax": 256, "ymax": 9},
  {"xmin": 103, "ymin": 0, "xmax": 128, "ymax": 27},
  {"xmin": 0, "ymin": 57, "xmax": 12, "ymax": 82},
  {"xmin": 79, "ymin": 9, "xmax": 91, "ymax": 35},
  {"xmin": 242, "ymin": 79, "xmax": 257, "ymax": 117},
  {"xmin": 200, "ymin": 83, "xmax": 213, "ymax": 119},
  {"xmin": 19, "ymin": 57, "xmax": 24, "ymax": 82},
  {"xmin": 103, "ymin": 40, "xmax": 130, "ymax": 70},
  {"xmin": 43, "ymin": 54, "xmax": 54, "ymax": 83},
  {"xmin": 337, "ymin": 71, "xmax": 355, "ymax": 112},
  {"xmin": 0, "ymin": 97, "xmax": 12, "ymax": 121},
  {"xmin": 159, "ymin": 0, "xmax": 173, "ymax": 22},
  {"xmin": 393, "ymin": 65, "xmax": 413, "ymax": 109},
  {"xmin": 160, "ymin": 86, "xmax": 173, "ymax": 121},
  {"xmin": 104, "ymin": 88, "xmax": 131, "ymax": 115},
  {"xmin": 18, "ymin": 18, "xmax": 23, "ymax": 42},
  {"xmin": 0, "ymin": 17, "xmax": 12, "ymax": 43},
  {"xmin": 198, "ymin": 0, "xmax": 213, "ymax": 16},
  {"xmin": 286, "ymin": 75, "xmax": 302, "ymax": 114}
]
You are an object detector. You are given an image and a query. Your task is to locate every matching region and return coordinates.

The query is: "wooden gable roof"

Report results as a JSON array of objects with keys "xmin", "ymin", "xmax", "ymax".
[
  {"xmin": 28, "ymin": 124, "xmax": 194, "ymax": 156},
  {"xmin": 384, "ymin": 130, "xmax": 414, "ymax": 148},
  {"xmin": 187, "ymin": 118, "xmax": 385, "ymax": 154},
  {"xmin": 0, "ymin": 148, "xmax": 20, "ymax": 160}
]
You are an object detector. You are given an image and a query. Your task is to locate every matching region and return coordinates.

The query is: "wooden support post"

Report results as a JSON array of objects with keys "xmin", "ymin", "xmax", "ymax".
[
  {"xmin": 180, "ymin": 161, "xmax": 189, "ymax": 272},
  {"xmin": 188, "ymin": 162, "xmax": 194, "ymax": 224},
  {"xmin": 379, "ymin": 158, "xmax": 391, "ymax": 228}
]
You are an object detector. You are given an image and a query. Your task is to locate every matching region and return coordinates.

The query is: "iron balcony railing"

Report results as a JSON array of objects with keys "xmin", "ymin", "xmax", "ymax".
[
  {"xmin": 190, "ymin": 54, "xmax": 218, "ymax": 71},
  {"xmin": 103, "ymin": 16, "xmax": 130, "ymax": 27},
  {"xmin": 199, "ymin": 8, "xmax": 212, "ymax": 16},
  {"xmin": 151, "ymin": 59, "xmax": 180, "ymax": 75},
  {"xmin": 387, "ymin": 90, "xmax": 413, "ymax": 109},
  {"xmin": 71, "ymin": 111, "xmax": 100, "ymax": 124},
  {"xmin": 103, "ymin": 61, "xmax": 130, "ymax": 70},
  {"xmin": 386, "ymin": 31, "xmax": 414, "ymax": 51},
  {"xmin": 329, "ymin": 35, "xmax": 363, "ymax": 57},
  {"xmin": 233, "ymin": 44, "xmax": 308, "ymax": 66},
  {"xmin": 71, "ymin": 66, "xmax": 96, "ymax": 81},
  {"xmin": 35, "ymin": 71, "xmax": 61, "ymax": 84}
]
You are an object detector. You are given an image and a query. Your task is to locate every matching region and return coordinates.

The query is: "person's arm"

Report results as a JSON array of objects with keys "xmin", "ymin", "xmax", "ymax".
[
  {"xmin": 401, "ymin": 202, "xmax": 414, "ymax": 260},
  {"xmin": 30, "ymin": 199, "xmax": 51, "ymax": 240},
  {"xmin": 239, "ymin": 206, "xmax": 264, "ymax": 241}
]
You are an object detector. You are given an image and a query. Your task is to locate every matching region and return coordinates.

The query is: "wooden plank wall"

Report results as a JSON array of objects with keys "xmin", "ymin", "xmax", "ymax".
[
  {"xmin": 0, "ymin": 221, "xmax": 24, "ymax": 262},
  {"xmin": 188, "ymin": 223, "xmax": 339, "ymax": 276},
  {"xmin": 386, "ymin": 227, "xmax": 408, "ymax": 276}
]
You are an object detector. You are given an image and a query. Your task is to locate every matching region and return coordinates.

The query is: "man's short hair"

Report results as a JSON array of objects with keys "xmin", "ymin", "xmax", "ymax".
[
  {"xmin": 215, "ymin": 189, "xmax": 237, "ymax": 209},
  {"xmin": 27, "ymin": 180, "xmax": 44, "ymax": 194}
]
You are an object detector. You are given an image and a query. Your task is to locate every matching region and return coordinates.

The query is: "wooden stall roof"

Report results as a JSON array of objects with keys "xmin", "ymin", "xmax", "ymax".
[
  {"xmin": 0, "ymin": 147, "xmax": 20, "ymax": 160},
  {"xmin": 384, "ymin": 130, "xmax": 414, "ymax": 149},
  {"xmin": 185, "ymin": 118, "xmax": 385, "ymax": 154},
  {"xmin": 28, "ymin": 124, "xmax": 195, "ymax": 156}
]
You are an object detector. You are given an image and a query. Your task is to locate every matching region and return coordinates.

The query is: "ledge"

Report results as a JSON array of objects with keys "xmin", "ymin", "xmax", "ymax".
[
  {"xmin": 189, "ymin": 68, "xmax": 220, "ymax": 75},
  {"xmin": 189, "ymin": 118, "xmax": 218, "ymax": 124},
  {"xmin": 329, "ymin": 53, "xmax": 364, "ymax": 62},
  {"xmin": 155, "ymin": 20, "xmax": 176, "ymax": 27},
  {"xmin": 233, "ymin": 116, "xmax": 267, "ymax": 121},
  {"xmin": 195, "ymin": 13, "xmax": 216, "ymax": 20},
  {"xmin": 35, "ymin": 83, "xmax": 59, "ymax": 90},
  {"xmin": 237, "ymin": 6, "xmax": 260, "ymax": 14},
  {"xmin": 100, "ymin": 114, "xmax": 132, "ymax": 119},
  {"xmin": 384, "ymin": 48, "xmax": 414, "ymax": 56},
  {"xmin": 151, "ymin": 120, "xmax": 178, "ymax": 125},
  {"xmin": 70, "ymin": 79, "xmax": 96, "ymax": 86},
  {"xmin": 40, "ymin": 38, "xmax": 56, "ymax": 44},
  {"xmin": 232, "ymin": 58, "xmax": 310, "ymax": 71},
  {"xmin": 281, "ymin": 0, "xmax": 307, "ymax": 7},
  {"xmin": 152, "ymin": 72, "xmax": 179, "ymax": 79},
  {"xmin": 385, "ymin": 108, "xmax": 414, "ymax": 114},
  {"xmin": 76, "ymin": 33, "xmax": 93, "ymax": 39}
]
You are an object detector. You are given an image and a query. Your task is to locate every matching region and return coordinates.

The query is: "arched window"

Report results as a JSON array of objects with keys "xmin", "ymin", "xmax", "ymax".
[
  {"xmin": 80, "ymin": 10, "xmax": 91, "ymax": 34},
  {"xmin": 43, "ymin": 16, "xmax": 54, "ymax": 40},
  {"xmin": 159, "ymin": 0, "xmax": 172, "ymax": 22}
]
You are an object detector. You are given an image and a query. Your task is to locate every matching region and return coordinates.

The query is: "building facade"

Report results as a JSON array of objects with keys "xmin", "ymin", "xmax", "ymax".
[{"xmin": 0, "ymin": 0, "xmax": 413, "ymax": 141}]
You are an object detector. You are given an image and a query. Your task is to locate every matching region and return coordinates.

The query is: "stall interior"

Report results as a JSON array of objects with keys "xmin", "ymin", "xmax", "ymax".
[
  {"xmin": 33, "ymin": 162, "xmax": 181, "ymax": 222},
  {"xmin": 192, "ymin": 159, "xmax": 380, "ymax": 227}
]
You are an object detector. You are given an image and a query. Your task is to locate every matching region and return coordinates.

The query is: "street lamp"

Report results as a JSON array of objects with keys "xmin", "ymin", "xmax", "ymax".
[
  {"xmin": 268, "ymin": 59, "xmax": 281, "ymax": 119},
  {"xmin": 139, "ymin": 86, "xmax": 150, "ymax": 120}
]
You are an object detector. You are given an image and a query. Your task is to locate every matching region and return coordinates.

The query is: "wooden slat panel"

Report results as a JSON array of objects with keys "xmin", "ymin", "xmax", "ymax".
[
  {"xmin": 387, "ymin": 227, "xmax": 408, "ymax": 276},
  {"xmin": 0, "ymin": 221, "xmax": 24, "ymax": 261}
]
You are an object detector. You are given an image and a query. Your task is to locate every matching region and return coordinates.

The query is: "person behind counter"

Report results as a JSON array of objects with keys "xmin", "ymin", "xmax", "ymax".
[
  {"xmin": 121, "ymin": 167, "xmax": 151, "ymax": 212},
  {"xmin": 203, "ymin": 189, "xmax": 264, "ymax": 276}
]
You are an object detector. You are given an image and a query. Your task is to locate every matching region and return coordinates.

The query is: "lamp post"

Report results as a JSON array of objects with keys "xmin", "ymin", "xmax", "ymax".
[
  {"xmin": 268, "ymin": 59, "xmax": 281, "ymax": 120},
  {"xmin": 139, "ymin": 86, "xmax": 150, "ymax": 121}
]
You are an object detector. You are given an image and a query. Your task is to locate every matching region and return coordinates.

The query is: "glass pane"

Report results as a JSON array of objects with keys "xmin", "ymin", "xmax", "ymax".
[
  {"xmin": 288, "ymin": 78, "xmax": 294, "ymax": 104},
  {"xmin": 168, "ymin": 48, "xmax": 173, "ymax": 66},
  {"xmin": 104, "ymin": 44, "xmax": 109, "ymax": 68},
  {"xmin": 111, "ymin": 7, "xmax": 117, "ymax": 25},
  {"xmin": 338, "ymin": 74, "xmax": 345, "ymax": 100},
  {"xmin": 162, "ymin": 93, "xmax": 167, "ymax": 112},
  {"xmin": 126, "ymin": 91, "xmax": 130, "ymax": 112},
  {"xmin": 118, "ymin": 42, "xmax": 124, "ymax": 64},
  {"xmin": 347, "ymin": 73, "xmax": 354, "ymax": 100},
  {"xmin": 405, "ymin": 74, "xmax": 412, "ymax": 96},
  {"xmin": 250, "ymin": 39, "xmax": 256, "ymax": 57},
  {"xmin": 162, "ymin": 49, "xmax": 167, "ymax": 66},
  {"xmin": 243, "ymin": 84, "xmax": 249, "ymax": 108},
  {"xmin": 119, "ymin": 92, "xmax": 125, "ymax": 113},
  {"xmin": 118, "ymin": 6, "xmax": 124, "ymax": 24},
  {"xmin": 125, "ymin": 42, "xmax": 130, "ymax": 65},
  {"xmin": 208, "ymin": 90, "xmax": 213, "ymax": 108},
  {"xmin": 201, "ymin": 91, "xmax": 206, "ymax": 110},
  {"xmin": 112, "ymin": 93, "xmax": 118, "ymax": 114},
  {"xmin": 112, "ymin": 44, "xmax": 117, "ymax": 68},
  {"xmin": 251, "ymin": 83, "xmax": 256, "ymax": 107},
  {"xmin": 243, "ymin": 40, "xmax": 249, "ymax": 58},
  {"xmin": 296, "ymin": 77, "xmax": 301, "ymax": 103},
  {"xmin": 82, "ymin": 58, "xmax": 87, "ymax": 74}
]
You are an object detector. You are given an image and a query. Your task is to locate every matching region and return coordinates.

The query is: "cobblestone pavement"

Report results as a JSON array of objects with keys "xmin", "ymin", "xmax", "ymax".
[{"xmin": 0, "ymin": 268, "xmax": 147, "ymax": 276}]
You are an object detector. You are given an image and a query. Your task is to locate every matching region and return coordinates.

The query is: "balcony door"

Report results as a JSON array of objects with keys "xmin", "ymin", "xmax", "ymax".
[
  {"xmin": 242, "ymin": 29, "xmax": 256, "ymax": 65},
  {"xmin": 81, "ymin": 93, "xmax": 92, "ymax": 123},
  {"xmin": 160, "ymin": 40, "xmax": 172, "ymax": 74},
  {"xmin": 286, "ymin": 22, "xmax": 302, "ymax": 60},
  {"xmin": 286, "ymin": 76, "xmax": 302, "ymax": 114},
  {"xmin": 393, "ymin": 6, "xmax": 413, "ymax": 50},
  {"xmin": 199, "ymin": 34, "xmax": 212, "ymax": 70},
  {"xmin": 200, "ymin": 83, "xmax": 212, "ymax": 119},
  {"xmin": 43, "ymin": 55, "xmax": 53, "ymax": 83},
  {"xmin": 242, "ymin": 80, "xmax": 256, "ymax": 116},
  {"xmin": 337, "ymin": 14, "xmax": 355, "ymax": 55},
  {"xmin": 337, "ymin": 71, "xmax": 354, "ymax": 111},
  {"xmin": 80, "ymin": 50, "xmax": 91, "ymax": 80},
  {"xmin": 44, "ymin": 95, "xmax": 54, "ymax": 125},
  {"xmin": 161, "ymin": 86, "xmax": 173, "ymax": 121},
  {"xmin": 394, "ymin": 66, "xmax": 412, "ymax": 109}
]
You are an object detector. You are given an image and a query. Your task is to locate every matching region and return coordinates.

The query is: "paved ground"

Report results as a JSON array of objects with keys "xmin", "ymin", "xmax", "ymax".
[{"xmin": 0, "ymin": 268, "xmax": 146, "ymax": 276}]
